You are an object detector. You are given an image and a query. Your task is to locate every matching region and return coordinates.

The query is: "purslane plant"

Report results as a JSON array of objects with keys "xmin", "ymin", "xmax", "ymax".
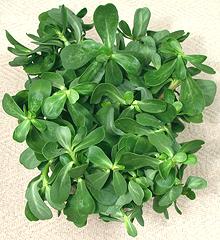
[{"xmin": 2, "ymin": 4, "xmax": 216, "ymax": 237}]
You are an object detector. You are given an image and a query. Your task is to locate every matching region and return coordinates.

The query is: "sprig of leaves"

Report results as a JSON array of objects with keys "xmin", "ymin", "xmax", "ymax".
[{"xmin": 2, "ymin": 4, "xmax": 215, "ymax": 237}]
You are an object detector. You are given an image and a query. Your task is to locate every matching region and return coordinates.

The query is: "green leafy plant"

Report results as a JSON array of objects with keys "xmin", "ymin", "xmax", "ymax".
[{"xmin": 2, "ymin": 4, "xmax": 216, "ymax": 237}]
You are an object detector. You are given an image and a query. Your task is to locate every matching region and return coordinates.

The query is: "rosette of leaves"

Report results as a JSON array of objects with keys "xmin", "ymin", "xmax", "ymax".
[{"xmin": 2, "ymin": 4, "xmax": 216, "ymax": 237}]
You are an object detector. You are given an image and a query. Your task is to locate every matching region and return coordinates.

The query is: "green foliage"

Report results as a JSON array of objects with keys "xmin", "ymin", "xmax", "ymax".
[{"xmin": 2, "ymin": 3, "xmax": 215, "ymax": 237}]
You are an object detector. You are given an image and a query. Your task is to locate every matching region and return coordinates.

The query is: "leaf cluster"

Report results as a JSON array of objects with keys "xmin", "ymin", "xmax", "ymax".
[{"xmin": 2, "ymin": 4, "xmax": 215, "ymax": 237}]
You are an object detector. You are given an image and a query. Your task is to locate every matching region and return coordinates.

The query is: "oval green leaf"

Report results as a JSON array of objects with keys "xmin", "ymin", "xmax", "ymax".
[
  {"xmin": 25, "ymin": 179, "xmax": 52, "ymax": 220},
  {"xmin": 113, "ymin": 171, "xmax": 127, "ymax": 196},
  {"xmin": 19, "ymin": 148, "xmax": 41, "ymax": 169},
  {"xmin": 42, "ymin": 91, "xmax": 67, "ymax": 119},
  {"xmin": 50, "ymin": 161, "xmax": 73, "ymax": 204},
  {"xmin": 128, "ymin": 180, "xmax": 144, "ymax": 205},
  {"xmin": 13, "ymin": 119, "xmax": 31, "ymax": 143},
  {"xmin": 93, "ymin": 3, "xmax": 119, "ymax": 48},
  {"xmin": 87, "ymin": 146, "xmax": 113, "ymax": 169}
]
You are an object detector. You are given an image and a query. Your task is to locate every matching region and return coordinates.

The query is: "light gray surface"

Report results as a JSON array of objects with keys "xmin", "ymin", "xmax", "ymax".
[{"xmin": 0, "ymin": 1, "xmax": 219, "ymax": 239}]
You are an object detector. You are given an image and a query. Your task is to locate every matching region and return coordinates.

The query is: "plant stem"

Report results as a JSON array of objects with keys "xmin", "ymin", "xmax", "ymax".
[
  {"xmin": 41, "ymin": 160, "xmax": 52, "ymax": 187},
  {"xmin": 159, "ymin": 79, "xmax": 181, "ymax": 99}
]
